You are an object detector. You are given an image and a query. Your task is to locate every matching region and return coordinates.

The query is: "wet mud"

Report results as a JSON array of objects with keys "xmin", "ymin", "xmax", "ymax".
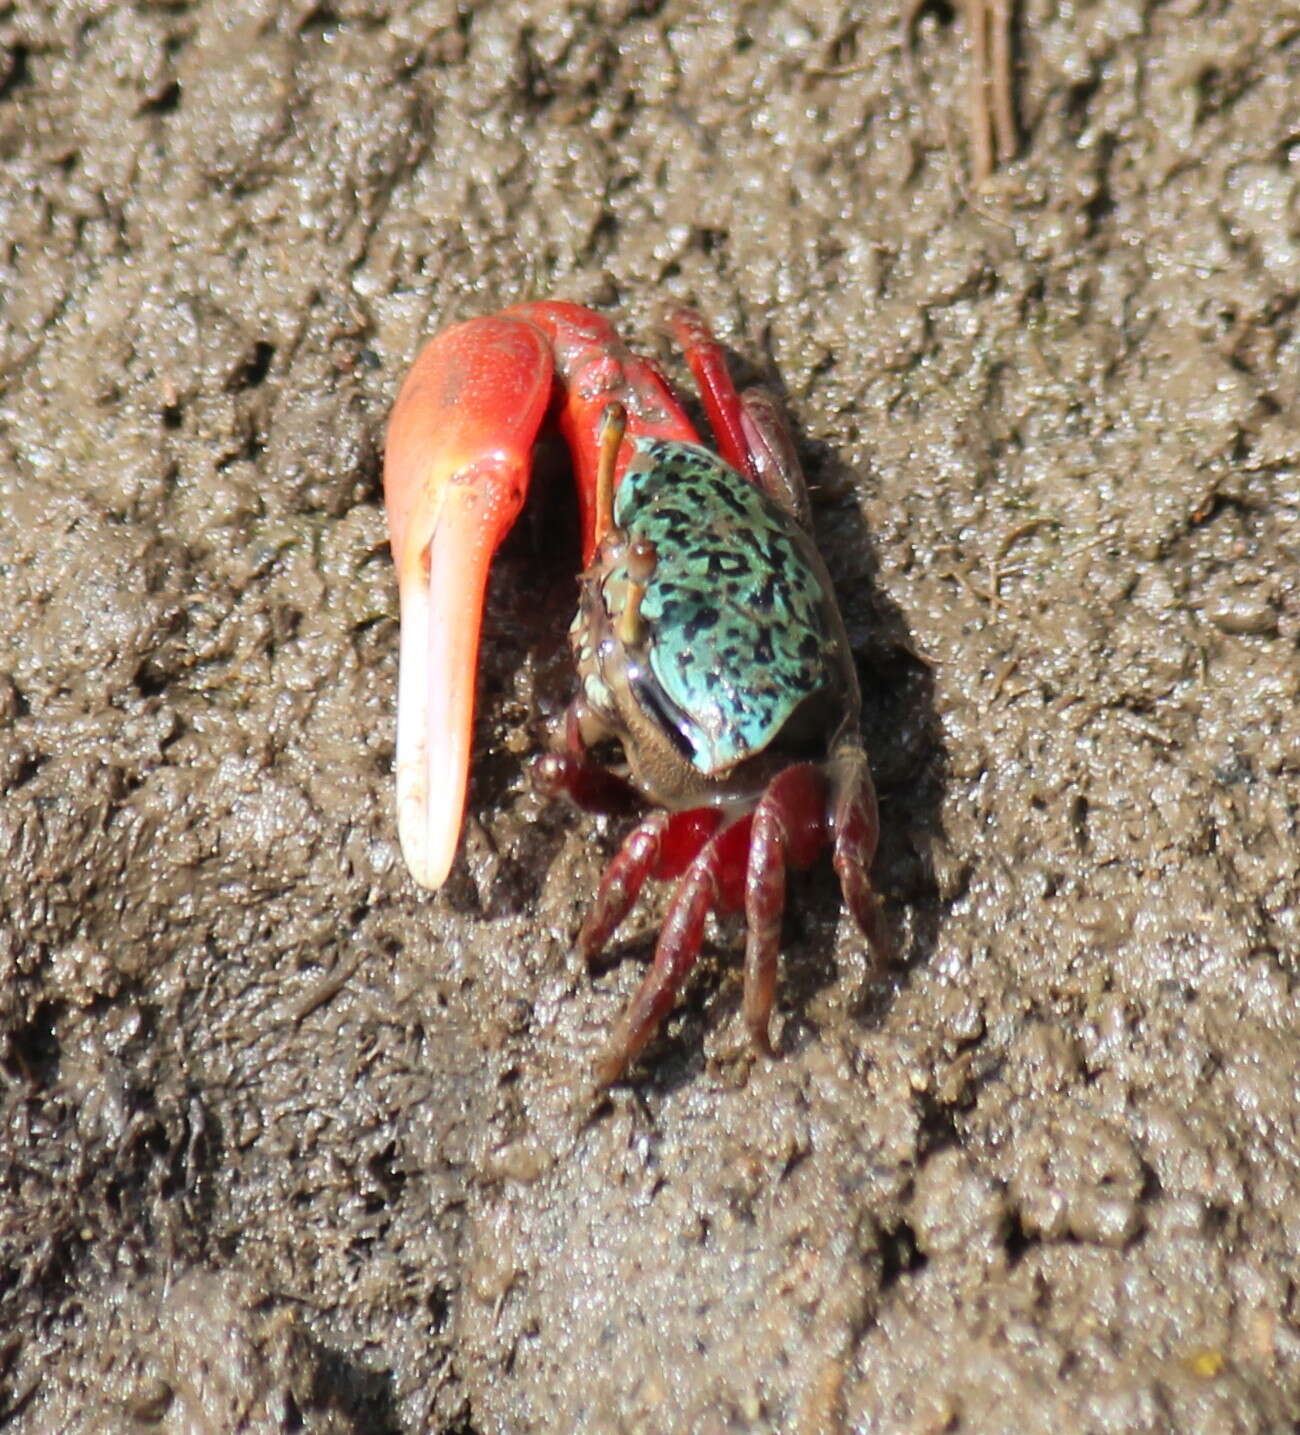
[{"xmin": 1, "ymin": 2, "xmax": 1297, "ymax": 1431}]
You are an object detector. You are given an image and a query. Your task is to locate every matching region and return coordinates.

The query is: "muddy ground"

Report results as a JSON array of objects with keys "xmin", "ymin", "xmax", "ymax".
[{"xmin": 1, "ymin": 1, "xmax": 1298, "ymax": 1431}]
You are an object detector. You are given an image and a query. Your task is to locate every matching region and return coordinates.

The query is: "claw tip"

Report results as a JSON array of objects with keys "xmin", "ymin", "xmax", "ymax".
[{"xmin": 395, "ymin": 751, "xmax": 465, "ymax": 892}]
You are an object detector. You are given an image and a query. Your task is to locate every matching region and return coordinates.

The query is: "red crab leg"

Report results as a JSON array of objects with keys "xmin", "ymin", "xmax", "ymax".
[
  {"xmin": 743, "ymin": 763, "xmax": 830, "ymax": 1053},
  {"xmin": 577, "ymin": 807, "xmax": 726, "ymax": 964},
  {"xmin": 595, "ymin": 816, "xmax": 752, "ymax": 1086},
  {"xmin": 668, "ymin": 307, "xmax": 756, "ymax": 481},
  {"xmin": 577, "ymin": 810, "xmax": 673, "ymax": 963},
  {"xmin": 671, "ymin": 306, "xmax": 814, "ymax": 525},
  {"xmin": 595, "ymin": 836, "xmax": 717, "ymax": 1088},
  {"xmin": 829, "ymin": 742, "xmax": 889, "ymax": 957}
]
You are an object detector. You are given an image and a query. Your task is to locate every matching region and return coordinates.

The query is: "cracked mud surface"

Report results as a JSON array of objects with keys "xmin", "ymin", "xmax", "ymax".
[{"xmin": 1, "ymin": 2, "xmax": 1298, "ymax": 1431}]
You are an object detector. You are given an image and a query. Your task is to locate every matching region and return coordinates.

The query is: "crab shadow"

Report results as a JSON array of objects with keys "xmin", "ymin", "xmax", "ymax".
[{"xmin": 463, "ymin": 337, "xmax": 949, "ymax": 1087}]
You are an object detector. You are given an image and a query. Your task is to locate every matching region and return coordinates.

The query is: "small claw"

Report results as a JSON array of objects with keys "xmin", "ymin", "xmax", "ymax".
[{"xmin": 385, "ymin": 316, "xmax": 554, "ymax": 889}]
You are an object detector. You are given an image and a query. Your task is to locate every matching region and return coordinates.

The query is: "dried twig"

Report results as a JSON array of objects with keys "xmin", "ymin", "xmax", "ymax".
[
  {"xmin": 904, "ymin": 0, "xmax": 1019, "ymax": 188},
  {"xmin": 965, "ymin": 0, "xmax": 1018, "ymax": 183}
]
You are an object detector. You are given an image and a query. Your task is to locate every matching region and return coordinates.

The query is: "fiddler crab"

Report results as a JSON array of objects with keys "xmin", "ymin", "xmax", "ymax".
[{"xmin": 384, "ymin": 301, "xmax": 886, "ymax": 1084}]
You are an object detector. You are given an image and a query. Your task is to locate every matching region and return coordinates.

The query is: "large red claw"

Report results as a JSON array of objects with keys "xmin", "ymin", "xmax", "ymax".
[{"xmin": 384, "ymin": 316, "xmax": 554, "ymax": 890}]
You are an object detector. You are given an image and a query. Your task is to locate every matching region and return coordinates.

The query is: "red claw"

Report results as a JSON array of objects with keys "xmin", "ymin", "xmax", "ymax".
[
  {"xmin": 384, "ymin": 304, "xmax": 698, "ymax": 890},
  {"xmin": 384, "ymin": 317, "xmax": 553, "ymax": 890}
]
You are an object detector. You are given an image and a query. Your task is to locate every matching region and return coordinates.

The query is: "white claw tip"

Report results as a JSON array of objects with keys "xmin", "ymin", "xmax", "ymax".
[
  {"xmin": 392, "ymin": 543, "xmax": 478, "ymax": 895},
  {"xmin": 396, "ymin": 754, "xmax": 463, "ymax": 892}
]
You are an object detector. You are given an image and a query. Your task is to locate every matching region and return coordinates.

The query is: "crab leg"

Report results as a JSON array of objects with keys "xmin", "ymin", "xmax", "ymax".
[
  {"xmin": 667, "ymin": 308, "xmax": 755, "ymax": 480},
  {"xmin": 743, "ymin": 763, "xmax": 830, "ymax": 1053},
  {"xmin": 594, "ymin": 835, "xmax": 719, "ymax": 1088},
  {"xmin": 576, "ymin": 806, "xmax": 728, "ymax": 964},
  {"xmin": 669, "ymin": 307, "xmax": 814, "ymax": 526},
  {"xmin": 595, "ymin": 816, "xmax": 753, "ymax": 1085},
  {"xmin": 577, "ymin": 810, "xmax": 672, "ymax": 963},
  {"xmin": 829, "ymin": 742, "xmax": 889, "ymax": 958}
]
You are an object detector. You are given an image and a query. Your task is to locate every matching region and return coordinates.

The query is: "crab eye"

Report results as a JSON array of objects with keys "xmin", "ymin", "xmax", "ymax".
[{"xmin": 628, "ymin": 665, "xmax": 698, "ymax": 763}]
